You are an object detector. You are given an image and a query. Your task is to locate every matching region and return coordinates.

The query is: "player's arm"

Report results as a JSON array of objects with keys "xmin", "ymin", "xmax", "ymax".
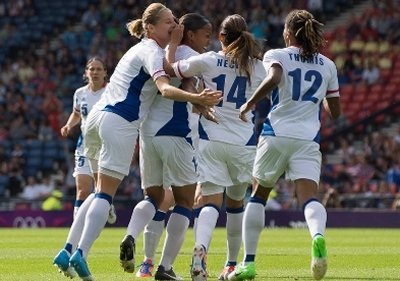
[
  {"xmin": 181, "ymin": 77, "xmax": 219, "ymax": 123},
  {"xmin": 324, "ymin": 62, "xmax": 341, "ymax": 120},
  {"xmin": 323, "ymin": 97, "xmax": 341, "ymax": 120},
  {"xmin": 60, "ymin": 109, "xmax": 81, "ymax": 137},
  {"xmin": 163, "ymin": 58, "xmax": 176, "ymax": 77},
  {"xmin": 239, "ymin": 63, "xmax": 283, "ymax": 122},
  {"xmin": 166, "ymin": 23, "xmax": 183, "ymax": 63},
  {"xmin": 155, "ymin": 76, "xmax": 221, "ymax": 106}
]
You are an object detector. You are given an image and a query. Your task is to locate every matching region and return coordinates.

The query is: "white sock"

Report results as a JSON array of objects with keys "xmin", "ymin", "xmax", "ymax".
[
  {"xmin": 243, "ymin": 202, "xmax": 265, "ymax": 258},
  {"xmin": 77, "ymin": 197, "xmax": 110, "ymax": 258},
  {"xmin": 144, "ymin": 216, "xmax": 165, "ymax": 261},
  {"xmin": 304, "ymin": 200, "xmax": 327, "ymax": 238},
  {"xmin": 192, "ymin": 208, "xmax": 202, "ymax": 241},
  {"xmin": 196, "ymin": 205, "xmax": 219, "ymax": 250},
  {"xmin": 73, "ymin": 207, "xmax": 79, "ymax": 219},
  {"xmin": 126, "ymin": 200, "xmax": 157, "ymax": 239},
  {"xmin": 226, "ymin": 210, "xmax": 243, "ymax": 263},
  {"xmin": 159, "ymin": 207, "xmax": 190, "ymax": 270},
  {"xmin": 66, "ymin": 194, "xmax": 95, "ymax": 252}
]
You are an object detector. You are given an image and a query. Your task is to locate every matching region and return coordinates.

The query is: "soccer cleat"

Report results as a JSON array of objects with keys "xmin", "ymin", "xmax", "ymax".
[
  {"xmin": 136, "ymin": 258, "xmax": 154, "ymax": 278},
  {"xmin": 120, "ymin": 235, "xmax": 136, "ymax": 273},
  {"xmin": 53, "ymin": 249, "xmax": 77, "ymax": 278},
  {"xmin": 69, "ymin": 250, "xmax": 95, "ymax": 281},
  {"xmin": 218, "ymin": 265, "xmax": 235, "ymax": 280},
  {"xmin": 154, "ymin": 265, "xmax": 183, "ymax": 281},
  {"xmin": 107, "ymin": 204, "xmax": 117, "ymax": 224},
  {"xmin": 311, "ymin": 235, "xmax": 327, "ymax": 280},
  {"xmin": 227, "ymin": 262, "xmax": 256, "ymax": 281},
  {"xmin": 190, "ymin": 244, "xmax": 207, "ymax": 281}
]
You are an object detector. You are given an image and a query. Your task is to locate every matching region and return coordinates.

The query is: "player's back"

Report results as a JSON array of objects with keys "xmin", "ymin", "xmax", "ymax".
[
  {"xmin": 262, "ymin": 46, "xmax": 339, "ymax": 142},
  {"xmin": 175, "ymin": 51, "xmax": 266, "ymax": 145},
  {"xmin": 94, "ymin": 38, "xmax": 165, "ymax": 123}
]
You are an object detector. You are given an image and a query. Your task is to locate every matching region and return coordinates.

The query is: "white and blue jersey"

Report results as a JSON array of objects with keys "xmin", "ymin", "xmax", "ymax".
[
  {"xmin": 92, "ymin": 37, "xmax": 168, "ymax": 125},
  {"xmin": 261, "ymin": 46, "xmax": 340, "ymax": 142},
  {"xmin": 140, "ymin": 45, "xmax": 199, "ymax": 142},
  {"xmin": 73, "ymin": 84, "xmax": 105, "ymax": 157},
  {"xmin": 173, "ymin": 51, "xmax": 266, "ymax": 146}
]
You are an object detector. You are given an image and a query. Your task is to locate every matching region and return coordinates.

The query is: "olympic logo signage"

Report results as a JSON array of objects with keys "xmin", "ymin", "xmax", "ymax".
[{"xmin": 12, "ymin": 216, "xmax": 46, "ymax": 228}]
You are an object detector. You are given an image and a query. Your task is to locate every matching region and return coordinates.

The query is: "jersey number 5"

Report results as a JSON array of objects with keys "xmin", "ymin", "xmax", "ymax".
[
  {"xmin": 288, "ymin": 68, "xmax": 322, "ymax": 104},
  {"xmin": 212, "ymin": 74, "xmax": 247, "ymax": 108}
]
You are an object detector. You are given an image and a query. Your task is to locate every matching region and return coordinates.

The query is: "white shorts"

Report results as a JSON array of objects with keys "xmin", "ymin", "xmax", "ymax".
[
  {"xmin": 202, "ymin": 181, "xmax": 249, "ymax": 201},
  {"xmin": 73, "ymin": 154, "xmax": 93, "ymax": 177},
  {"xmin": 85, "ymin": 109, "xmax": 139, "ymax": 176},
  {"xmin": 253, "ymin": 136, "xmax": 321, "ymax": 187},
  {"xmin": 140, "ymin": 135, "xmax": 197, "ymax": 189},
  {"xmin": 198, "ymin": 139, "xmax": 256, "ymax": 195}
]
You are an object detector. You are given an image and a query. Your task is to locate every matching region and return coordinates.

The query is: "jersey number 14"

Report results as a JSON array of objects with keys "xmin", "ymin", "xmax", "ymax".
[{"xmin": 212, "ymin": 74, "xmax": 247, "ymax": 109}]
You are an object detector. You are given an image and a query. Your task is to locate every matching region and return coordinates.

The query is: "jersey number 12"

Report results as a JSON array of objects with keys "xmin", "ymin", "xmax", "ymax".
[{"xmin": 288, "ymin": 68, "xmax": 322, "ymax": 104}]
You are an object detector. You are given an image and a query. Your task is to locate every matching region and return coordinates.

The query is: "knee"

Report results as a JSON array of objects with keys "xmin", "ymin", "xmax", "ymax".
[{"xmin": 144, "ymin": 187, "xmax": 165, "ymax": 208}]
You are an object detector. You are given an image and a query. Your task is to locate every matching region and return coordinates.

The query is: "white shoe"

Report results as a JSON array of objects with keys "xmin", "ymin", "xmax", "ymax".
[
  {"xmin": 190, "ymin": 244, "xmax": 207, "ymax": 281},
  {"xmin": 107, "ymin": 204, "xmax": 117, "ymax": 224}
]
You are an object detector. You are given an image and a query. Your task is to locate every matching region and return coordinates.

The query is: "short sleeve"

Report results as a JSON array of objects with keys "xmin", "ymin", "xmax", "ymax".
[
  {"xmin": 173, "ymin": 54, "xmax": 205, "ymax": 79},
  {"xmin": 143, "ymin": 44, "xmax": 168, "ymax": 81},
  {"xmin": 326, "ymin": 62, "xmax": 340, "ymax": 98},
  {"xmin": 263, "ymin": 50, "xmax": 283, "ymax": 72},
  {"xmin": 73, "ymin": 90, "xmax": 80, "ymax": 112}
]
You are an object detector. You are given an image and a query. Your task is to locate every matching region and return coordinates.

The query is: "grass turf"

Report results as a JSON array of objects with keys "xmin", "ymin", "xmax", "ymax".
[{"xmin": 0, "ymin": 227, "xmax": 399, "ymax": 280}]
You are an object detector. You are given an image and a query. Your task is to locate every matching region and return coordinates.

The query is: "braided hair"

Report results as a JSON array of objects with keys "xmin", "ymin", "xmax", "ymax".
[{"xmin": 285, "ymin": 10, "xmax": 325, "ymax": 60}]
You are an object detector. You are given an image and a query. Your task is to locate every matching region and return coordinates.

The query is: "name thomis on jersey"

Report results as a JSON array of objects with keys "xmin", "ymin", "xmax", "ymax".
[
  {"xmin": 216, "ymin": 58, "xmax": 238, "ymax": 69},
  {"xmin": 288, "ymin": 53, "xmax": 324, "ymax": 65}
]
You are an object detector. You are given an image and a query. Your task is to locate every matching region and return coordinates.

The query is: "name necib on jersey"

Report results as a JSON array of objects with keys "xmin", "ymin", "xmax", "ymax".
[
  {"xmin": 288, "ymin": 53, "xmax": 324, "ymax": 65},
  {"xmin": 216, "ymin": 58, "xmax": 239, "ymax": 69}
]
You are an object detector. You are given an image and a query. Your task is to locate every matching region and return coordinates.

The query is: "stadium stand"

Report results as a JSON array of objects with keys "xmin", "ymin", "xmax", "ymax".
[{"xmin": 0, "ymin": 0, "xmax": 399, "ymax": 211}]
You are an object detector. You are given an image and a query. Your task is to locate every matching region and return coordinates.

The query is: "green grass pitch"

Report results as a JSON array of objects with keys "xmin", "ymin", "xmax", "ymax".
[{"xmin": 0, "ymin": 227, "xmax": 399, "ymax": 280}]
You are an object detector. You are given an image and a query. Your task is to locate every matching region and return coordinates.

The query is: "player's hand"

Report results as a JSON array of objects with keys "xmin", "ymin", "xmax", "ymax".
[
  {"xmin": 170, "ymin": 24, "xmax": 184, "ymax": 46},
  {"xmin": 60, "ymin": 125, "xmax": 71, "ymax": 137},
  {"xmin": 239, "ymin": 102, "xmax": 253, "ymax": 122},
  {"xmin": 193, "ymin": 104, "xmax": 219, "ymax": 124},
  {"xmin": 196, "ymin": 88, "xmax": 222, "ymax": 106}
]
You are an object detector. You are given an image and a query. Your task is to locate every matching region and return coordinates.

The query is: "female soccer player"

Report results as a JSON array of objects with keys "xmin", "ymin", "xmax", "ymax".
[
  {"xmin": 170, "ymin": 14, "xmax": 266, "ymax": 281},
  {"xmin": 53, "ymin": 3, "xmax": 221, "ymax": 281},
  {"xmin": 60, "ymin": 57, "xmax": 116, "ymax": 223},
  {"xmin": 229, "ymin": 9, "xmax": 341, "ymax": 281},
  {"xmin": 134, "ymin": 13, "xmax": 213, "ymax": 279}
]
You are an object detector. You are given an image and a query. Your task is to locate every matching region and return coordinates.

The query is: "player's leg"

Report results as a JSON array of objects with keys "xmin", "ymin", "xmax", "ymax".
[
  {"xmin": 228, "ymin": 136, "xmax": 288, "ymax": 281},
  {"xmin": 192, "ymin": 183, "xmax": 203, "ymax": 240},
  {"xmin": 156, "ymin": 184, "xmax": 195, "ymax": 281},
  {"xmin": 191, "ymin": 140, "xmax": 229, "ymax": 281},
  {"xmin": 218, "ymin": 184, "xmax": 247, "ymax": 281},
  {"xmin": 154, "ymin": 136, "xmax": 197, "ymax": 281},
  {"xmin": 122, "ymin": 135, "xmax": 165, "ymax": 273},
  {"xmin": 137, "ymin": 188, "xmax": 174, "ymax": 278},
  {"xmin": 73, "ymin": 158, "xmax": 94, "ymax": 218},
  {"xmin": 289, "ymin": 140, "xmax": 326, "ymax": 280},
  {"xmin": 71, "ymin": 111, "xmax": 137, "ymax": 280},
  {"xmin": 53, "ymin": 192, "xmax": 96, "ymax": 278},
  {"xmin": 192, "ymin": 185, "xmax": 224, "ymax": 281}
]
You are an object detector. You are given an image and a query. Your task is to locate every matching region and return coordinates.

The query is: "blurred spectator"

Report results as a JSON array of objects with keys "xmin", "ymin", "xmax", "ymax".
[
  {"xmin": 20, "ymin": 176, "xmax": 47, "ymax": 200},
  {"xmin": 6, "ymin": 168, "xmax": 23, "ymax": 197},
  {"xmin": 42, "ymin": 189, "xmax": 63, "ymax": 211},
  {"xmin": 386, "ymin": 160, "xmax": 400, "ymax": 193},
  {"xmin": 362, "ymin": 60, "xmax": 380, "ymax": 85},
  {"xmin": 81, "ymin": 4, "xmax": 101, "ymax": 29}
]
